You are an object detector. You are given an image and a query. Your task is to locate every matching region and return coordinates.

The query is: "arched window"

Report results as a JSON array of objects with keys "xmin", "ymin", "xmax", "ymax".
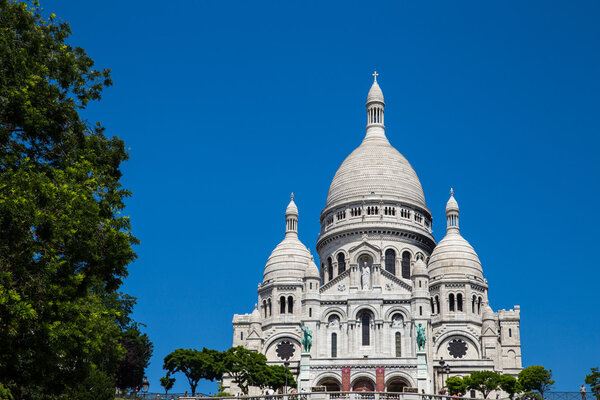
[
  {"xmin": 385, "ymin": 249, "xmax": 396, "ymax": 275},
  {"xmin": 280, "ymin": 296, "xmax": 286, "ymax": 314},
  {"xmin": 337, "ymin": 253, "xmax": 346, "ymax": 274},
  {"xmin": 331, "ymin": 333, "xmax": 337, "ymax": 358},
  {"xmin": 449, "ymin": 293, "xmax": 455, "ymax": 312},
  {"xmin": 478, "ymin": 297, "xmax": 482, "ymax": 314},
  {"xmin": 263, "ymin": 300, "xmax": 267, "ymax": 317},
  {"xmin": 419, "ymin": 306, "xmax": 423, "ymax": 316},
  {"xmin": 430, "ymin": 298, "xmax": 435, "ymax": 314},
  {"xmin": 401, "ymin": 251, "xmax": 411, "ymax": 279},
  {"xmin": 309, "ymin": 308, "xmax": 312, "ymax": 318},
  {"xmin": 395, "ymin": 332, "xmax": 402, "ymax": 357},
  {"xmin": 457, "ymin": 293, "xmax": 463, "ymax": 312},
  {"xmin": 509, "ymin": 328, "xmax": 512, "ymax": 338},
  {"xmin": 288, "ymin": 296, "xmax": 293, "ymax": 314},
  {"xmin": 327, "ymin": 257, "xmax": 333, "ymax": 281},
  {"xmin": 472, "ymin": 295, "xmax": 476, "ymax": 314},
  {"xmin": 436, "ymin": 296, "xmax": 440, "ymax": 315},
  {"xmin": 360, "ymin": 312, "xmax": 371, "ymax": 346},
  {"xmin": 268, "ymin": 298, "xmax": 272, "ymax": 316}
]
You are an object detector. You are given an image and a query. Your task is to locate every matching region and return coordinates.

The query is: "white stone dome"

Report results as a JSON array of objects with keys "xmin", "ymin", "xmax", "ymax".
[
  {"xmin": 324, "ymin": 76, "xmax": 427, "ymax": 212},
  {"xmin": 326, "ymin": 137, "xmax": 427, "ymax": 210},
  {"xmin": 428, "ymin": 191, "xmax": 483, "ymax": 280},
  {"xmin": 250, "ymin": 305, "xmax": 261, "ymax": 323},
  {"xmin": 305, "ymin": 256, "xmax": 320, "ymax": 279},
  {"xmin": 263, "ymin": 235, "xmax": 311, "ymax": 282},
  {"xmin": 428, "ymin": 232, "xmax": 483, "ymax": 280},
  {"xmin": 263, "ymin": 195, "xmax": 311, "ymax": 283}
]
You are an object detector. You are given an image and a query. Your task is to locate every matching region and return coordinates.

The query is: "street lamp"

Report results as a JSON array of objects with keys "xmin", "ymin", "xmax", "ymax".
[
  {"xmin": 141, "ymin": 377, "xmax": 150, "ymax": 398},
  {"xmin": 439, "ymin": 358, "xmax": 451, "ymax": 392},
  {"xmin": 284, "ymin": 361, "xmax": 290, "ymax": 394}
]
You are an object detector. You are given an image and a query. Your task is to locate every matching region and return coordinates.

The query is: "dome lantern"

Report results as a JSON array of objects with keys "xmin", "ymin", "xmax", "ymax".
[
  {"xmin": 446, "ymin": 188, "xmax": 460, "ymax": 233},
  {"xmin": 365, "ymin": 71, "xmax": 386, "ymax": 142},
  {"xmin": 285, "ymin": 193, "xmax": 299, "ymax": 236}
]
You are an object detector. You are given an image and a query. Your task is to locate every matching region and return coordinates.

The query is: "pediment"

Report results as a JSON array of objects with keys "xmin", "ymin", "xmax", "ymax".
[
  {"xmin": 247, "ymin": 329, "xmax": 262, "ymax": 339},
  {"xmin": 380, "ymin": 269, "xmax": 412, "ymax": 292},
  {"xmin": 319, "ymin": 269, "xmax": 351, "ymax": 294},
  {"xmin": 349, "ymin": 240, "xmax": 381, "ymax": 256},
  {"xmin": 482, "ymin": 326, "xmax": 497, "ymax": 336}
]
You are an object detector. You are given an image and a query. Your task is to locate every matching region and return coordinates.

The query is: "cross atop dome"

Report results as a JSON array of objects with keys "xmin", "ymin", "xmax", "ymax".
[
  {"xmin": 372, "ymin": 70, "xmax": 379, "ymax": 82},
  {"xmin": 450, "ymin": 188, "xmax": 454, "ymax": 196},
  {"xmin": 290, "ymin": 192, "xmax": 294, "ymax": 201}
]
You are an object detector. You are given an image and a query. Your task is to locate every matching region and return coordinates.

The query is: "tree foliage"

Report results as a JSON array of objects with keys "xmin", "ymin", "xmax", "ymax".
[
  {"xmin": 163, "ymin": 346, "xmax": 297, "ymax": 395},
  {"xmin": 585, "ymin": 367, "xmax": 600, "ymax": 400},
  {"xmin": 465, "ymin": 371, "xmax": 501, "ymax": 399},
  {"xmin": 446, "ymin": 376, "xmax": 467, "ymax": 395},
  {"xmin": 160, "ymin": 376, "xmax": 176, "ymax": 394},
  {"xmin": 499, "ymin": 374, "xmax": 521, "ymax": 400},
  {"xmin": 0, "ymin": 0, "xmax": 146, "ymax": 398},
  {"xmin": 518, "ymin": 366, "xmax": 554, "ymax": 398},
  {"xmin": 163, "ymin": 348, "xmax": 225, "ymax": 396},
  {"xmin": 116, "ymin": 326, "xmax": 154, "ymax": 391}
]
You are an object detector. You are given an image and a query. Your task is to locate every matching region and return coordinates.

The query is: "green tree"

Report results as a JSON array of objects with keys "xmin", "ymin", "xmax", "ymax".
[
  {"xmin": 499, "ymin": 374, "xmax": 521, "ymax": 400},
  {"xmin": 263, "ymin": 365, "xmax": 297, "ymax": 392},
  {"xmin": 160, "ymin": 376, "xmax": 176, "ymax": 395},
  {"xmin": 585, "ymin": 367, "xmax": 600, "ymax": 400},
  {"xmin": 223, "ymin": 346, "xmax": 270, "ymax": 395},
  {"xmin": 163, "ymin": 348, "xmax": 224, "ymax": 396},
  {"xmin": 446, "ymin": 376, "xmax": 467, "ymax": 395},
  {"xmin": 518, "ymin": 366, "xmax": 555, "ymax": 399},
  {"xmin": 0, "ymin": 1, "xmax": 144, "ymax": 399},
  {"xmin": 465, "ymin": 371, "xmax": 501, "ymax": 399},
  {"xmin": 116, "ymin": 326, "xmax": 154, "ymax": 392}
]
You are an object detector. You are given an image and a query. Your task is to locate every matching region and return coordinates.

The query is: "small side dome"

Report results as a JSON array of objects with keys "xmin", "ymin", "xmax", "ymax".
[
  {"xmin": 483, "ymin": 303, "xmax": 495, "ymax": 320},
  {"xmin": 305, "ymin": 255, "xmax": 320, "ymax": 279},
  {"xmin": 429, "ymin": 190, "xmax": 484, "ymax": 280},
  {"xmin": 250, "ymin": 304, "xmax": 261, "ymax": 323},
  {"xmin": 428, "ymin": 231, "xmax": 483, "ymax": 280},
  {"xmin": 412, "ymin": 256, "xmax": 428, "ymax": 277},
  {"xmin": 263, "ymin": 195, "xmax": 311, "ymax": 283}
]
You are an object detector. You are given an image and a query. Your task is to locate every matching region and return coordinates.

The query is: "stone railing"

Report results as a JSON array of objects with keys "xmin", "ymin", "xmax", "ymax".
[{"xmin": 178, "ymin": 392, "xmax": 490, "ymax": 400}]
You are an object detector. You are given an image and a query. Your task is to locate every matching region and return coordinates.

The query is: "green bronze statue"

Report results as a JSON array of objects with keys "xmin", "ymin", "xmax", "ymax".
[
  {"xmin": 416, "ymin": 323, "xmax": 426, "ymax": 351},
  {"xmin": 301, "ymin": 322, "xmax": 312, "ymax": 353}
]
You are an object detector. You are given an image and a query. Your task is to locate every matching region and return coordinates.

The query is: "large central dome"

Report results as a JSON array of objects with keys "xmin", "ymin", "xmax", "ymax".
[
  {"xmin": 326, "ymin": 136, "xmax": 427, "ymax": 210},
  {"xmin": 324, "ymin": 76, "xmax": 428, "ymax": 212}
]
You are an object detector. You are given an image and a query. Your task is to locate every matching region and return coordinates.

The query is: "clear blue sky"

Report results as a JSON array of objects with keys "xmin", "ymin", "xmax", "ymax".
[{"xmin": 41, "ymin": 0, "xmax": 599, "ymax": 394}]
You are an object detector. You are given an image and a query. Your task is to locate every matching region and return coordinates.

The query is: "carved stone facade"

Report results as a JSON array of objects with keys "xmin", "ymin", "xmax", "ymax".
[{"xmin": 225, "ymin": 75, "xmax": 522, "ymax": 395}]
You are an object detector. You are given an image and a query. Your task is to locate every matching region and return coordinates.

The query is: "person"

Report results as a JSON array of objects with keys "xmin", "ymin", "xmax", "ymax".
[{"xmin": 581, "ymin": 384, "xmax": 587, "ymax": 400}]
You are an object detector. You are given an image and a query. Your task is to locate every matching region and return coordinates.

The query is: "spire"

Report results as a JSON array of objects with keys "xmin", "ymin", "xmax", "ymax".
[
  {"xmin": 446, "ymin": 188, "xmax": 460, "ymax": 233},
  {"xmin": 365, "ymin": 71, "xmax": 386, "ymax": 142},
  {"xmin": 285, "ymin": 193, "xmax": 298, "ymax": 236}
]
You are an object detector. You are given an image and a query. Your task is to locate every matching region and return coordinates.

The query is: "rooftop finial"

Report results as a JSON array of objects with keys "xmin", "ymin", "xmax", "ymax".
[
  {"xmin": 450, "ymin": 187, "xmax": 454, "ymax": 196},
  {"xmin": 372, "ymin": 70, "xmax": 379, "ymax": 82},
  {"xmin": 290, "ymin": 192, "xmax": 294, "ymax": 201}
]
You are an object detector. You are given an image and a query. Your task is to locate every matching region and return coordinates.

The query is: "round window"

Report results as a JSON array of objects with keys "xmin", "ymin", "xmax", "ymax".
[
  {"xmin": 448, "ymin": 339, "xmax": 468, "ymax": 358},
  {"xmin": 276, "ymin": 340, "xmax": 295, "ymax": 360}
]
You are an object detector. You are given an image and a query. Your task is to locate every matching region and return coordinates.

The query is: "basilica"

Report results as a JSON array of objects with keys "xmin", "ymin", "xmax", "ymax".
[{"xmin": 225, "ymin": 75, "xmax": 522, "ymax": 395}]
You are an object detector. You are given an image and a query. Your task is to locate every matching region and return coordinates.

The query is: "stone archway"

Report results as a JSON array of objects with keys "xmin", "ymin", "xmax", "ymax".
[
  {"xmin": 352, "ymin": 378, "xmax": 375, "ymax": 392},
  {"xmin": 386, "ymin": 377, "xmax": 410, "ymax": 393},
  {"xmin": 317, "ymin": 377, "xmax": 341, "ymax": 392}
]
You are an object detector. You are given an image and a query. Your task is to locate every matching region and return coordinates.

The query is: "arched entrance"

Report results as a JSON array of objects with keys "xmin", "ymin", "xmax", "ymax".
[
  {"xmin": 317, "ymin": 378, "xmax": 341, "ymax": 392},
  {"xmin": 352, "ymin": 378, "xmax": 375, "ymax": 392},
  {"xmin": 386, "ymin": 377, "xmax": 410, "ymax": 393}
]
